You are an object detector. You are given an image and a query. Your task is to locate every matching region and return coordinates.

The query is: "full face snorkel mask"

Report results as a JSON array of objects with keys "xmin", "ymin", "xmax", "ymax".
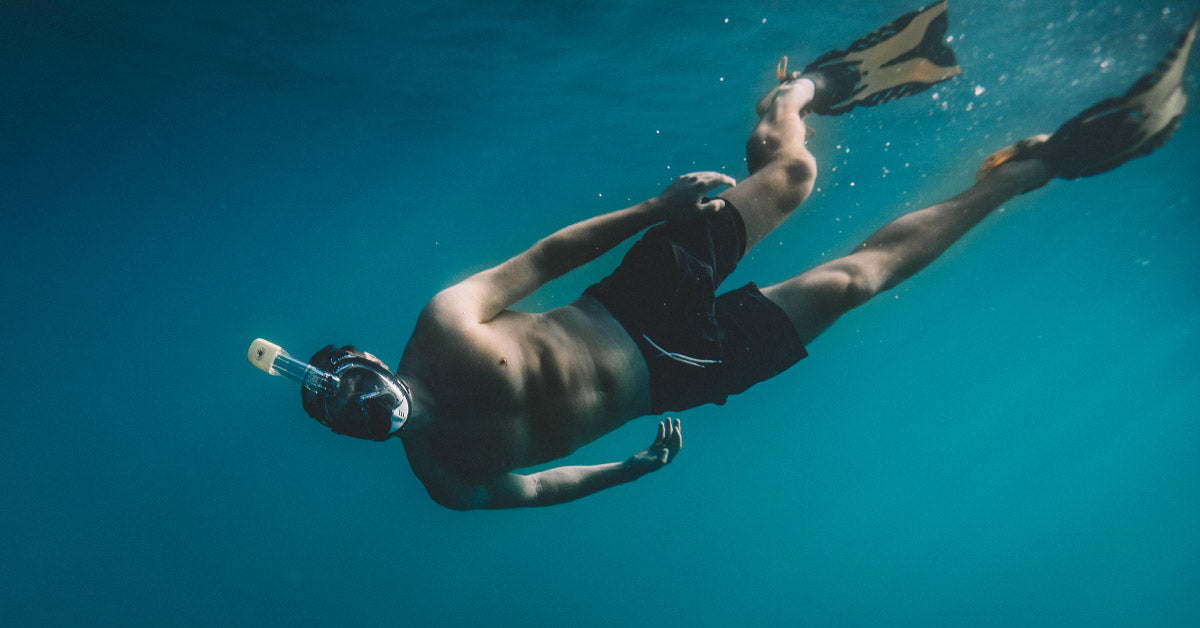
[{"xmin": 247, "ymin": 338, "xmax": 410, "ymax": 441}]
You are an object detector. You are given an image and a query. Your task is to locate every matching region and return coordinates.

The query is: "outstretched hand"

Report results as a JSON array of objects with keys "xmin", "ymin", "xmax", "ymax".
[
  {"xmin": 655, "ymin": 172, "xmax": 736, "ymax": 222},
  {"xmin": 628, "ymin": 418, "xmax": 683, "ymax": 474}
]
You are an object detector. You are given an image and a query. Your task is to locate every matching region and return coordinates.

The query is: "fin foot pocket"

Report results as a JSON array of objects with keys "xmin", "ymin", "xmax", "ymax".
[
  {"xmin": 799, "ymin": 1, "xmax": 962, "ymax": 116},
  {"xmin": 975, "ymin": 135, "xmax": 1052, "ymax": 192}
]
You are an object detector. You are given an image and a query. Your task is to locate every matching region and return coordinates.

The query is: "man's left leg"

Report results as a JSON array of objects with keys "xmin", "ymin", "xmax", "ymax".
[
  {"xmin": 760, "ymin": 156, "xmax": 1051, "ymax": 345},
  {"xmin": 718, "ymin": 79, "xmax": 819, "ymax": 251}
]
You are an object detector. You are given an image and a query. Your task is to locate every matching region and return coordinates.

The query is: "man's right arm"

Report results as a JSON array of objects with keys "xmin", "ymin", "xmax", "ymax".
[
  {"xmin": 427, "ymin": 173, "xmax": 735, "ymax": 326},
  {"xmin": 434, "ymin": 419, "xmax": 684, "ymax": 510}
]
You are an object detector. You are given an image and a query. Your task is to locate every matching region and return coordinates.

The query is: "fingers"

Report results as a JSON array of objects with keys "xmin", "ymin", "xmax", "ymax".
[
  {"xmin": 698, "ymin": 198, "xmax": 726, "ymax": 215},
  {"xmin": 656, "ymin": 418, "xmax": 682, "ymax": 465},
  {"xmin": 660, "ymin": 172, "xmax": 736, "ymax": 222},
  {"xmin": 708, "ymin": 173, "xmax": 737, "ymax": 189},
  {"xmin": 675, "ymin": 171, "xmax": 737, "ymax": 190},
  {"xmin": 688, "ymin": 173, "xmax": 736, "ymax": 216},
  {"xmin": 644, "ymin": 419, "xmax": 684, "ymax": 467}
]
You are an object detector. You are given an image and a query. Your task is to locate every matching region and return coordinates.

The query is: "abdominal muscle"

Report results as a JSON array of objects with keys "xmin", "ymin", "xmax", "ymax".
[
  {"xmin": 495, "ymin": 295, "xmax": 652, "ymax": 464},
  {"xmin": 406, "ymin": 293, "xmax": 653, "ymax": 486}
]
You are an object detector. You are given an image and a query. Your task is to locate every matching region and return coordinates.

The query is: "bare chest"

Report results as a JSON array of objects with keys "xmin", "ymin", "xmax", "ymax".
[{"xmin": 400, "ymin": 302, "xmax": 649, "ymax": 484}]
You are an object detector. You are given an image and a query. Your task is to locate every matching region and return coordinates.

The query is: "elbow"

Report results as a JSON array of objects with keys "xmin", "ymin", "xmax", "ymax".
[
  {"xmin": 433, "ymin": 495, "xmax": 473, "ymax": 511},
  {"xmin": 426, "ymin": 480, "xmax": 537, "ymax": 511},
  {"xmin": 427, "ymin": 486, "xmax": 479, "ymax": 511}
]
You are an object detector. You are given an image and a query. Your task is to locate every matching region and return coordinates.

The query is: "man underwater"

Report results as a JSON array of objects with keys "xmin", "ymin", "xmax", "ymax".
[{"xmin": 250, "ymin": 3, "xmax": 1196, "ymax": 509}]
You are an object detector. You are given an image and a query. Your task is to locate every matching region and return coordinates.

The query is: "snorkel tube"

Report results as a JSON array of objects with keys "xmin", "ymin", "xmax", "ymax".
[
  {"xmin": 247, "ymin": 338, "xmax": 410, "ymax": 440},
  {"xmin": 248, "ymin": 338, "xmax": 340, "ymax": 396}
]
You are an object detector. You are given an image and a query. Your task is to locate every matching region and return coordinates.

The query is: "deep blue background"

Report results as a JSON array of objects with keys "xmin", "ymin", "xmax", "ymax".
[{"xmin": 3, "ymin": 1, "xmax": 1198, "ymax": 625}]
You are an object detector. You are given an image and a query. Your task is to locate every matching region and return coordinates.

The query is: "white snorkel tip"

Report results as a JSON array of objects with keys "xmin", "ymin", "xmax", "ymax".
[
  {"xmin": 248, "ymin": 338, "xmax": 286, "ymax": 375},
  {"xmin": 247, "ymin": 338, "xmax": 340, "ymax": 396}
]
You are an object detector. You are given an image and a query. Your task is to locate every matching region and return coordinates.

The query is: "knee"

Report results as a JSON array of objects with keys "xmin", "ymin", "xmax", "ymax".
[
  {"xmin": 746, "ymin": 132, "xmax": 816, "ymax": 178},
  {"xmin": 820, "ymin": 258, "xmax": 885, "ymax": 310},
  {"xmin": 774, "ymin": 152, "xmax": 817, "ymax": 206},
  {"xmin": 761, "ymin": 258, "xmax": 883, "ymax": 344},
  {"xmin": 783, "ymin": 152, "xmax": 816, "ymax": 186}
]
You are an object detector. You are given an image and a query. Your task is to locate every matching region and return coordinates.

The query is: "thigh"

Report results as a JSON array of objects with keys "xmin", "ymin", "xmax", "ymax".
[
  {"xmin": 718, "ymin": 155, "xmax": 815, "ymax": 251},
  {"xmin": 758, "ymin": 257, "xmax": 875, "ymax": 346}
]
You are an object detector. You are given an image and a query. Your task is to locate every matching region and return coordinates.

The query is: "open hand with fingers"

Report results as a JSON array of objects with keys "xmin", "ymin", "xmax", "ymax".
[
  {"xmin": 627, "ymin": 418, "xmax": 683, "ymax": 475},
  {"xmin": 654, "ymin": 172, "xmax": 736, "ymax": 222}
]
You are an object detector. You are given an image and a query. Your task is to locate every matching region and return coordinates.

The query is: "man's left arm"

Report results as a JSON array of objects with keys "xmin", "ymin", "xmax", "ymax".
[
  {"xmin": 461, "ymin": 419, "xmax": 683, "ymax": 509},
  {"xmin": 430, "ymin": 172, "xmax": 734, "ymax": 324}
]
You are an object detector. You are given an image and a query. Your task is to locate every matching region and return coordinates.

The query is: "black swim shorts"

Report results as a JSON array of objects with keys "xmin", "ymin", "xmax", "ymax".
[{"xmin": 584, "ymin": 201, "xmax": 807, "ymax": 414}]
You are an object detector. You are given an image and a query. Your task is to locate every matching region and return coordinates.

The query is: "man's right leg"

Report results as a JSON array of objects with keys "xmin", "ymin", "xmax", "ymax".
[
  {"xmin": 760, "ymin": 157, "xmax": 1052, "ymax": 346},
  {"xmin": 719, "ymin": 79, "xmax": 819, "ymax": 250}
]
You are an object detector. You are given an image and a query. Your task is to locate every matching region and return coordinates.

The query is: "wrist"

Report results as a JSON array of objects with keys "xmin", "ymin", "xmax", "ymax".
[
  {"xmin": 623, "ymin": 454, "xmax": 657, "ymax": 478},
  {"xmin": 639, "ymin": 196, "xmax": 670, "ymax": 223}
]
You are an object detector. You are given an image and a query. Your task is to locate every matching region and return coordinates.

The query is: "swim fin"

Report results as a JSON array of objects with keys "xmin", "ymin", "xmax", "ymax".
[
  {"xmin": 1043, "ymin": 15, "xmax": 1197, "ymax": 179},
  {"xmin": 781, "ymin": 1, "xmax": 962, "ymax": 115},
  {"xmin": 978, "ymin": 16, "xmax": 1197, "ymax": 187}
]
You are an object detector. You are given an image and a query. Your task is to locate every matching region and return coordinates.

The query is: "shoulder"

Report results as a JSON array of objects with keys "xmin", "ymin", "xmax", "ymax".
[
  {"xmin": 402, "ymin": 436, "xmax": 540, "ymax": 510},
  {"xmin": 401, "ymin": 436, "xmax": 482, "ymax": 510},
  {"xmin": 419, "ymin": 280, "xmax": 494, "ymax": 330},
  {"xmin": 420, "ymin": 287, "xmax": 470, "ymax": 327},
  {"xmin": 404, "ymin": 286, "xmax": 486, "ymax": 356}
]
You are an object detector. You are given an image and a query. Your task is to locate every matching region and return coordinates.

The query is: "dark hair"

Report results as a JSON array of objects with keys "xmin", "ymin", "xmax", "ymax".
[{"xmin": 301, "ymin": 344, "xmax": 358, "ymax": 421}]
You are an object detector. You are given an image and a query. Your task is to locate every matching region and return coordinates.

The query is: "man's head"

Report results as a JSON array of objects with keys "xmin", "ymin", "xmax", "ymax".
[{"xmin": 301, "ymin": 345, "xmax": 411, "ymax": 441}]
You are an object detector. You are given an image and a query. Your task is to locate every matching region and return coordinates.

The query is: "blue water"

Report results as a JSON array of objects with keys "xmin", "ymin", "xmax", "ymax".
[{"xmin": 3, "ymin": 1, "xmax": 1198, "ymax": 625}]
